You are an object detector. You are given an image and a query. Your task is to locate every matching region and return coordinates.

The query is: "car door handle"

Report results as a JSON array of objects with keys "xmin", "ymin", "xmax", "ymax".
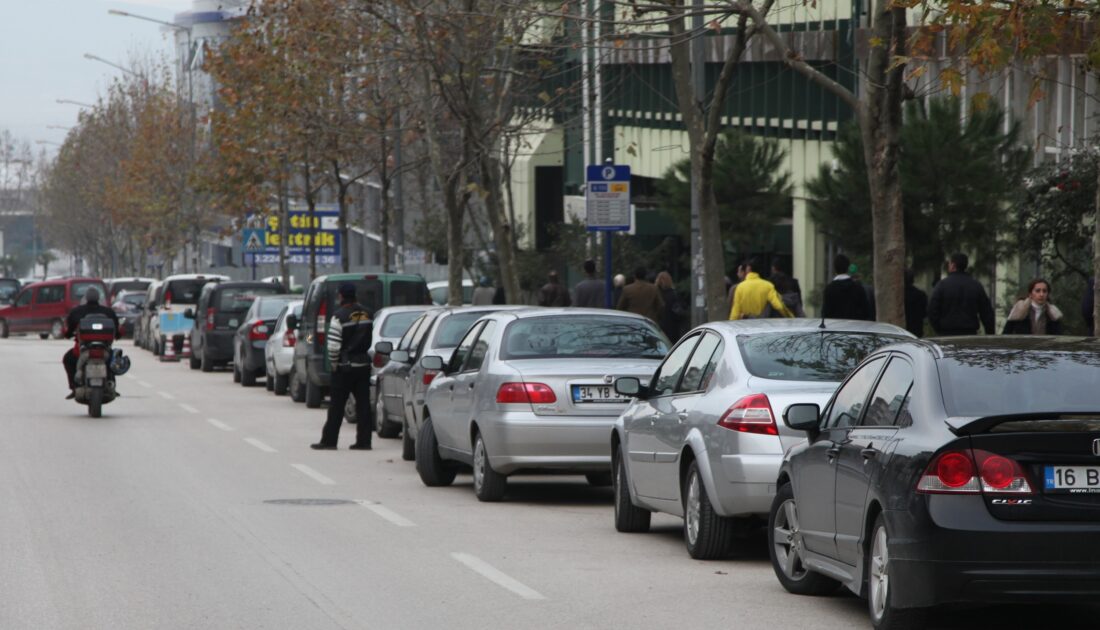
[
  {"xmin": 448, "ymin": 385, "xmax": 454, "ymax": 392},
  {"xmin": 861, "ymin": 448, "xmax": 877, "ymax": 461},
  {"xmin": 676, "ymin": 411, "xmax": 688, "ymax": 423},
  {"xmin": 827, "ymin": 445, "xmax": 842, "ymax": 460},
  {"xmin": 468, "ymin": 383, "xmax": 475, "ymax": 390}
]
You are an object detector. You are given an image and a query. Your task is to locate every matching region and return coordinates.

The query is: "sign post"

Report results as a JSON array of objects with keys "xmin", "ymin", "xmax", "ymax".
[
  {"xmin": 242, "ymin": 228, "xmax": 266, "ymax": 280},
  {"xmin": 585, "ymin": 162, "xmax": 631, "ymax": 307}
]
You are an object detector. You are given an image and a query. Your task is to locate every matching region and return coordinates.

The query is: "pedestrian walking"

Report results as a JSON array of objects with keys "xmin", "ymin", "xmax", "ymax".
[
  {"xmin": 617, "ymin": 266, "xmax": 664, "ymax": 323},
  {"xmin": 904, "ymin": 269, "xmax": 928, "ymax": 338},
  {"xmin": 471, "ymin": 276, "xmax": 495, "ymax": 305},
  {"xmin": 927, "ymin": 253, "xmax": 995, "ymax": 336},
  {"xmin": 770, "ymin": 260, "xmax": 805, "ymax": 318},
  {"xmin": 538, "ymin": 270, "xmax": 572, "ymax": 307},
  {"xmin": 1003, "ymin": 279, "xmax": 1064, "ymax": 335},
  {"xmin": 573, "ymin": 259, "xmax": 605, "ymax": 308},
  {"xmin": 655, "ymin": 271, "xmax": 685, "ymax": 340},
  {"xmin": 312, "ymin": 283, "xmax": 373, "ymax": 450},
  {"xmin": 611, "ymin": 273, "xmax": 625, "ymax": 308},
  {"xmin": 821, "ymin": 254, "xmax": 872, "ymax": 321},
  {"xmin": 729, "ymin": 258, "xmax": 794, "ymax": 320},
  {"xmin": 850, "ymin": 264, "xmax": 877, "ymax": 321}
]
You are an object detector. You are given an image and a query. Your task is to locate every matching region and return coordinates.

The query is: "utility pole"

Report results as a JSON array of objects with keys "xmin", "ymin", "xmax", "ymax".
[{"xmin": 689, "ymin": 0, "xmax": 706, "ymax": 326}]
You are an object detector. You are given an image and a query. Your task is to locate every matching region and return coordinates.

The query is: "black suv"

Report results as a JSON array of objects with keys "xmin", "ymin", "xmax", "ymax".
[{"xmin": 187, "ymin": 281, "xmax": 284, "ymax": 372}]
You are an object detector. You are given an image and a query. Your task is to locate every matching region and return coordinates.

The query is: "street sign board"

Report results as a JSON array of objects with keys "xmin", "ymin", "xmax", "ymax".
[
  {"xmin": 241, "ymin": 203, "xmax": 342, "ymax": 265},
  {"xmin": 242, "ymin": 228, "xmax": 266, "ymax": 252},
  {"xmin": 585, "ymin": 164, "xmax": 631, "ymax": 231}
]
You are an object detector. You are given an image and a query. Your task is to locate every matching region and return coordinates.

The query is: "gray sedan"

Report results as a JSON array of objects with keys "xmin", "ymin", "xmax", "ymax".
[
  {"xmin": 416, "ymin": 308, "xmax": 671, "ymax": 502},
  {"xmin": 611, "ymin": 319, "xmax": 913, "ymax": 560}
]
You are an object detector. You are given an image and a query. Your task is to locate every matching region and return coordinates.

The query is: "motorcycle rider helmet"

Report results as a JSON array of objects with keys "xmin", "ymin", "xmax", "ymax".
[{"xmin": 110, "ymin": 348, "xmax": 131, "ymax": 376}]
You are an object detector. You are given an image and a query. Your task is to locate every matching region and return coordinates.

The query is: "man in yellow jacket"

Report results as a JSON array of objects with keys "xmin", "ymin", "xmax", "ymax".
[{"xmin": 729, "ymin": 258, "xmax": 795, "ymax": 320}]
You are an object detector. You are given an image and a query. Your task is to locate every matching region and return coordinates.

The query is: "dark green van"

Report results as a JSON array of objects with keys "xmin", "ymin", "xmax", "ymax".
[{"xmin": 290, "ymin": 273, "xmax": 431, "ymax": 408}]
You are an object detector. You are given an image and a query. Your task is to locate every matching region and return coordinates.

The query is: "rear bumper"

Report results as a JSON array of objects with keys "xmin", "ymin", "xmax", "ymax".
[
  {"xmin": 481, "ymin": 412, "xmax": 614, "ymax": 475},
  {"xmin": 307, "ymin": 355, "xmax": 330, "ymax": 387},
  {"xmin": 713, "ymin": 453, "xmax": 782, "ymax": 516},
  {"xmin": 271, "ymin": 347, "xmax": 294, "ymax": 375},
  {"xmin": 241, "ymin": 344, "xmax": 266, "ymax": 372},
  {"xmin": 203, "ymin": 331, "xmax": 234, "ymax": 362}
]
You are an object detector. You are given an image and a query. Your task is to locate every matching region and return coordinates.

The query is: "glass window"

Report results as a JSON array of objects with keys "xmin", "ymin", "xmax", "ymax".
[
  {"xmin": 164, "ymin": 279, "xmax": 210, "ymax": 305},
  {"xmin": 429, "ymin": 286, "xmax": 447, "ymax": 305},
  {"xmin": 390, "ymin": 280, "xmax": 429, "ymax": 306},
  {"xmin": 650, "ymin": 335, "xmax": 700, "ymax": 397},
  {"xmin": 218, "ymin": 286, "xmax": 280, "ymax": 312},
  {"xmin": 737, "ymin": 332, "xmax": 908, "ymax": 382},
  {"xmin": 72, "ymin": 282, "xmax": 106, "ymax": 301},
  {"xmin": 258, "ymin": 297, "xmax": 294, "ymax": 318},
  {"xmin": 500, "ymin": 315, "xmax": 669, "ymax": 360},
  {"xmin": 398, "ymin": 314, "xmax": 427, "ymax": 351},
  {"xmin": 862, "ymin": 357, "xmax": 914, "ymax": 428},
  {"xmin": 448, "ymin": 321, "xmax": 484, "ymax": 373},
  {"xmin": 0, "ymin": 280, "xmax": 19, "ymax": 301},
  {"xmin": 326, "ymin": 279, "xmax": 383, "ymax": 316},
  {"xmin": 36, "ymin": 285, "xmax": 64, "ymax": 304},
  {"xmin": 15, "ymin": 289, "xmax": 31, "ymax": 306},
  {"xmin": 108, "ymin": 280, "xmax": 150, "ymax": 298},
  {"xmin": 825, "ymin": 356, "xmax": 887, "ymax": 429},
  {"xmin": 462, "ymin": 321, "xmax": 498, "ymax": 372},
  {"xmin": 381, "ymin": 310, "xmax": 424, "ymax": 338},
  {"xmin": 122, "ymin": 293, "xmax": 146, "ymax": 308},
  {"xmin": 432, "ymin": 311, "xmax": 488, "ymax": 348},
  {"xmin": 408, "ymin": 313, "xmax": 436, "ymax": 357},
  {"xmin": 679, "ymin": 333, "xmax": 723, "ymax": 393}
]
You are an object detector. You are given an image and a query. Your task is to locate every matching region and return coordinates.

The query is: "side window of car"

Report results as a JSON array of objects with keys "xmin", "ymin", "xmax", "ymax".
[
  {"xmin": 409, "ymin": 315, "xmax": 435, "ymax": 358},
  {"xmin": 678, "ymin": 333, "xmax": 723, "ymax": 393},
  {"xmin": 36, "ymin": 286, "xmax": 63, "ymax": 304},
  {"xmin": 15, "ymin": 290, "xmax": 31, "ymax": 306},
  {"xmin": 862, "ymin": 357, "xmax": 915, "ymax": 428},
  {"xmin": 825, "ymin": 356, "xmax": 887, "ymax": 429},
  {"xmin": 398, "ymin": 316, "xmax": 423, "ymax": 351},
  {"xmin": 462, "ymin": 321, "xmax": 498, "ymax": 373},
  {"xmin": 650, "ymin": 334, "xmax": 701, "ymax": 397},
  {"xmin": 448, "ymin": 321, "xmax": 484, "ymax": 373}
]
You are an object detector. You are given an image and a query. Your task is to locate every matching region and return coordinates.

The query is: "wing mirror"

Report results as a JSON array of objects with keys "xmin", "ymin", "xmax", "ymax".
[
  {"xmin": 183, "ymin": 308, "xmax": 195, "ymax": 319},
  {"xmin": 390, "ymin": 350, "xmax": 410, "ymax": 363},
  {"xmin": 615, "ymin": 377, "xmax": 649, "ymax": 399},
  {"xmin": 783, "ymin": 403, "xmax": 821, "ymax": 433},
  {"xmin": 375, "ymin": 341, "xmax": 393, "ymax": 355},
  {"xmin": 420, "ymin": 355, "xmax": 444, "ymax": 371}
]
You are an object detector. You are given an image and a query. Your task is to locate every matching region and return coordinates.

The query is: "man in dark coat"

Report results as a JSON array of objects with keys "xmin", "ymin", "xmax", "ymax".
[
  {"xmin": 616, "ymin": 266, "xmax": 664, "ymax": 324},
  {"xmin": 63, "ymin": 287, "xmax": 121, "ymax": 399},
  {"xmin": 313, "ymin": 283, "xmax": 374, "ymax": 450},
  {"xmin": 573, "ymin": 259, "xmax": 605, "ymax": 308},
  {"xmin": 904, "ymin": 269, "xmax": 928, "ymax": 337},
  {"xmin": 821, "ymin": 254, "xmax": 872, "ymax": 320},
  {"xmin": 538, "ymin": 271, "xmax": 571, "ymax": 307},
  {"xmin": 927, "ymin": 252, "xmax": 995, "ymax": 336}
]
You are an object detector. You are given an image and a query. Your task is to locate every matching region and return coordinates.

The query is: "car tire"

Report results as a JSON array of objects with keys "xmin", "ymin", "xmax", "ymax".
[
  {"xmin": 39, "ymin": 333, "xmax": 49, "ymax": 340},
  {"xmin": 233, "ymin": 362, "xmax": 242, "ymax": 384},
  {"xmin": 472, "ymin": 433, "xmax": 506, "ymax": 502},
  {"xmin": 613, "ymin": 448, "xmax": 651, "ymax": 533},
  {"xmin": 241, "ymin": 358, "xmax": 256, "ymax": 387},
  {"xmin": 401, "ymin": 418, "xmax": 415, "ymax": 461},
  {"xmin": 50, "ymin": 319, "xmax": 64, "ymax": 340},
  {"xmin": 87, "ymin": 387, "xmax": 103, "ymax": 418},
  {"xmin": 769, "ymin": 482, "xmax": 841, "ymax": 596},
  {"xmin": 289, "ymin": 368, "xmax": 305, "ymax": 402},
  {"xmin": 378, "ymin": 414, "xmax": 401, "ymax": 439},
  {"xmin": 265, "ymin": 367, "xmax": 275, "ymax": 391},
  {"xmin": 274, "ymin": 372, "xmax": 289, "ymax": 396},
  {"xmin": 0, "ymin": 319, "xmax": 8, "ymax": 338},
  {"xmin": 683, "ymin": 460, "xmax": 733, "ymax": 560},
  {"xmin": 867, "ymin": 515, "xmax": 927, "ymax": 630},
  {"xmin": 416, "ymin": 417, "xmax": 456, "ymax": 487},
  {"xmin": 189, "ymin": 353, "xmax": 200, "ymax": 370},
  {"xmin": 586, "ymin": 472, "xmax": 612, "ymax": 487},
  {"xmin": 200, "ymin": 349, "xmax": 214, "ymax": 373},
  {"xmin": 305, "ymin": 378, "xmax": 322, "ymax": 408}
]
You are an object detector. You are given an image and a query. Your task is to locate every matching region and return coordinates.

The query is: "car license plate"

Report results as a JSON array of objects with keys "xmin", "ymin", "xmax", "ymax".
[
  {"xmin": 572, "ymin": 384, "xmax": 626, "ymax": 404},
  {"xmin": 1044, "ymin": 466, "xmax": 1100, "ymax": 493}
]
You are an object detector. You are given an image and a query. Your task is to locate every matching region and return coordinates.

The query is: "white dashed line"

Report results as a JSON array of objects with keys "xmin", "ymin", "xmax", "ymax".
[
  {"xmin": 157, "ymin": 391, "xmax": 175, "ymax": 400},
  {"xmin": 244, "ymin": 437, "xmax": 278, "ymax": 453},
  {"xmin": 206, "ymin": 418, "xmax": 234, "ymax": 432},
  {"xmin": 137, "ymin": 380, "xmax": 152, "ymax": 388},
  {"xmin": 450, "ymin": 553, "xmax": 546, "ymax": 600},
  {"xmin": 357, "ymin": 501, "xmax": 416, "ymax": 527},
  {"xmin": 291, "ymin": 464, "xmax": 335, "ymax": 485},
  {"xmin": 124, "ymin": 374, "xmax": 137, "ymax": 381},
  {"xmin": 178, "ymin": 403, "xmax": 199, "ymax": 414}
]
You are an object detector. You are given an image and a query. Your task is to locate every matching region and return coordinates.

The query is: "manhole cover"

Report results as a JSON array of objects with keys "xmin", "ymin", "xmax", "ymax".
[{"xmin": 263, "ymin": 499, "xmax": 357, "ymax": 506}]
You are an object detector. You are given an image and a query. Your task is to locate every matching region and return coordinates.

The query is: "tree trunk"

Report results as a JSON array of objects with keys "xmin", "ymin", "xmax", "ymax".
[
  {"xmin": 279, "ymin": 158, "xmax": 290, "ymax": 291},
  {"xmin": 302, "ymin": 162, "xmax": 318, "ymax": 280},
  {"xmin": 478, "ymin": 153, "xmax": 520, "ymax": 303},
  {"xmin": 697, "ymin": 153, "xmax": 727, "ymax": 321},
  {"xmin": 332, "ymin": 160, "xmax": 351, "ymax": 274},
  {"xmin": 421, "ymin": 74, "xmax": 466, "ymax": 306},
  {"xmin": 381, "ymin": 132, "xmax": 392, "ymax": 273},
  {"xmin": 1093, "ymin": 163, "xmax": 1100, "ymax": 332}
]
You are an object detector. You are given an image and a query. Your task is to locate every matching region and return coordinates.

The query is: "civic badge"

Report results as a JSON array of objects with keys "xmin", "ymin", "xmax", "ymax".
[{"xmin": 1092, "ymin": 438, "xmax": 1100, "ymax": 457}]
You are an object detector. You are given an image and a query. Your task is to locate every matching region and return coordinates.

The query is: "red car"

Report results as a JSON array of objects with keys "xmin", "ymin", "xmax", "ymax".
[{"xmin": 0, "ymin": 277, "xmax": 108, "ymax": 339}]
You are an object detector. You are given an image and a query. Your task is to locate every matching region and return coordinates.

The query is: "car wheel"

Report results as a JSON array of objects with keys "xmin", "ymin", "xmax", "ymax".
[
  {"xmin": 415, "ymin": 417, "xmax": 456, "ymax": 487},
  {"xmin": 586, "ymin": 472, "xmax": 612, "ymax": 487},
  {"xmin": 289, "ymin": 368, "xmax": 305, "ymax": 402},
  {"xmin": 613, "ymin": 447, "xmax": 651, "ymax": 533},
  {"xmin": 274, "ymin": 372, "xmax": 289, "ymax": 396},
  {"xmin": 769, "ymin": 482, "xmax": 840, "ymax": 595},
  {"xmin": 39, "ymin": 332, "xmax": 49, "ymax": 340},
  {"xmin": 200, "ymin": 349, "xmax": 214, "ymax": 373},
  {"xmin": 472, "ymin": 433, "xmax": 506, "ymax": 502},
  {"xmin": 305, "ymin": 378, "xmax": 322, "ymax": 408},
  {"xmin": 0, "ymin": 319, "xmax": 8, "ymax": 338},
  {"xmin": 683, "ymin": 460, "xmax": 733, "ymax": 560},
  {"xmin": 868, "ymin": 515, "xmax": 927, "ymax": 630},
  {"xmin": 50, "ymin": 319, "xmax": 64, "ymax": 339},
  {"xmin": 233, "ymin": 362, "xmax": 242, "ymax": 383},
  {"xmin": 265, "ymin": 367, "xmax": 275, "ymax": 391},
  {"xmin": 378, "ymin": 408, "xmax": 401, "ymax": 438},
  {"xmin": 401, "ymin": 418, "xmax": 415, "ymax": 461},
  {"xmin": 189, "ymin": 353, "xmax": 201, "ymax": 370},
  {"xmin": 240, "ymin": 355, "xmax": 257, "ymax": 387}
]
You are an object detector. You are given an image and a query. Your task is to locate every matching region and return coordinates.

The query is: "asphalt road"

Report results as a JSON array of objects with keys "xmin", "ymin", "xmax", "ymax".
[{"xmin": 2, "ymin": 336, "xmax": 1096, "ymax": 629}]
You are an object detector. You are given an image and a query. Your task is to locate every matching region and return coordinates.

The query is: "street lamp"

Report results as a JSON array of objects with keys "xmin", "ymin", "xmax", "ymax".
[{"xmin": 83, "ymin": 53, "xmax": 138, "ymax": 78}]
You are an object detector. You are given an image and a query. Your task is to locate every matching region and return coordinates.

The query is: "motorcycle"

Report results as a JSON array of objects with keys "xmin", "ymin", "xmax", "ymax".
[{"xmin": 73, "ymin": 315, "xmax": 129, "ymax": 417}]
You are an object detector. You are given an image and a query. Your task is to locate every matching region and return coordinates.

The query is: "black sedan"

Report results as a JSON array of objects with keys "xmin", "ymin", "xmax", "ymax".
[
  {"xmin": 770, "ymin": 336, "xmax": 1100, "ymax": 630},
  {"xmin": 233, "ymin": 294, "xmax": 297, "ymax": 387}
]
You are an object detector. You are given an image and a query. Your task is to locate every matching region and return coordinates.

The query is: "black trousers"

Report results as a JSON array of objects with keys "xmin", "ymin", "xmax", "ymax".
[
  {"xmin": 63, "ymin": 348, "xmax": 78, "ymax": 390},
  {"xmin": 320, "ymin": 366, "xmax": 372, "ymax": 447}
]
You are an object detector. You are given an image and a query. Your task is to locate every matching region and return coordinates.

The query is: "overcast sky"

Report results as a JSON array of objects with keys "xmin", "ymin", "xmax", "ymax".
[{"xmin": 0, "ymin": 0, "xmax": 193, "ymax": 153}]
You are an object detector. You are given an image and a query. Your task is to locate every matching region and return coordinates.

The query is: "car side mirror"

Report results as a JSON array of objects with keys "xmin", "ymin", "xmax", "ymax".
[
  {"xmin": 375, "ymin": 341, "xmax": 393, "ymax": 355},
  {"xmin": 183, "ymin": 308, "xmax": 194, "ymax": 319},
  {"xmin": 285, "ymin": 314, "xmax": 299, "ymax": 331},
  {"xmin": 420, "ymin": 355, "xmax": 444, "ymax": 371},
  {"xmin": 390, "ymin": 350, "xmax": 410, "ymax": 363},
  {"xmin": 783, "ymin": 403, "xmax": 821, "ymax": 433},
  {"xmin": 615, "ymin": 377, "xmax": 648, "ymax": 399}
]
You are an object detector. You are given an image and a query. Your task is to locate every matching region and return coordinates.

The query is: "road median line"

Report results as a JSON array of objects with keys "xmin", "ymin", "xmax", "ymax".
[
  {"xmin": 450, "ymin": 552, "xmax": 546, "ymax": 600},
  {"xmin": 291, "ymin": 463, "xmax": 335, "ymax": 485}
]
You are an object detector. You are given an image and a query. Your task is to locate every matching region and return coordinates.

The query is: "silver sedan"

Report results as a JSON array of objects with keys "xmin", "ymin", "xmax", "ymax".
[
  {"xmin": 611, "ymin": 319, "xmax": 913, "ymax": 560},
  {"xmin": 417, "ymin": 308, "xmax": 671, "ymax": 502}
]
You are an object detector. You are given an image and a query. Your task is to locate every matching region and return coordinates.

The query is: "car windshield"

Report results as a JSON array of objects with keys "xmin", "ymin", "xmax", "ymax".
[
  {"xmin": 73, "ymin": 282, "xmax": 107, "ymax": 301},
  {"xmin": 380, "ymin": 310, "xmax": 424, "ymax": 337},
  {"xmin": 391, "ymin": 280, "xmax": 430, "ymax": 306},
  {"xmin": 939, "ymin": 349, "xmax": 1100, "ymax": 416},
  {"xmin": 121, "ymin": 293, "xmax": 146, "ymax": 307},
  {"xmin": 432, "ymin": 311, "xmax": 490, "ymax": 348},
  {"xmin": 258, "ymin": 297, "xmax": 295, "ymax": 318},
  {"xmin": 0, "ymin": 280, "xmax": 18, "ymax": 300},
  {"xmin": 220, "ymin": 286, "xmax": 282, "ymax": 312},
  {"xmin": 109, "ymin": 280, "xmax": 149, "ymax": 296},
  {"xmin": 500, "ymin": 316, "xmax": 669, "ymax": 359},
  {"xmin": 737, "ymin": 331, "xmax": 909, "ymax": 381},
  {"xmin": 165, "ymin": 280, "xmax": 209, "ymax": 305}
]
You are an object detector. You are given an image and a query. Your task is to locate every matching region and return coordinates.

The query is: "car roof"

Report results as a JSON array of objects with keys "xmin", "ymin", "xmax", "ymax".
[
  {"xmin": 913, "ymin": 335, "xmax": 1100, "ymax": 359},
  {"xmin": 215, "ymin": 281, "xmax": 286, "ymax": 289},
  {"xmin": 481, "ymin": 307, "xmax": 656, "ymax": 322},
  {"xmin": 376, "ymin": 304, "xmax": 433, "ymax": 316},
  {"xmin": 163, "ymin": 273, "xmax": 229, "ymax": 282},
  {"xmin": 427, "ymin": 279, "xmax": 474, "ymax": 288},
  {"xmin": 703, "ymin": 318, "xmax": 914, "ymax": 337},
  {"xmin": 315, "ymin": 272, "xmax": 426, "ymax": 282}
]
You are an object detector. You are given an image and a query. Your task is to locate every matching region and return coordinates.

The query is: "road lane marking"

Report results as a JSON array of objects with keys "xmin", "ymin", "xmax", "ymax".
[
  {"xmin": 450, "ymin": 552, "xmax": 546, "ymax": 600},
  {"xmin": 207, "ymin": 418, "xmax": 234, "ymax": 432},
  {"xmin": 124, "ymin": 374, "xmax": 137, "ymax": 380},
  {"xmin": 244, "ymin": 437, "xmax": 278, "ymax": 453},
  {"xmin": 357, "ymin": 501, "xmax": 416, "ymax": 527},
  {"xmin": 137, "ymin": 380, "xmax": 152, "ymax": 388},
  {"xmin": 292, "ymin": 464, "xmax": 335, "ymax": 485},
  {"xmin": 157, "ymin": 391, "xmax": 175, "ymax": 400},
  {"xmin": 178, "ymin": 403, "xmax": 199, "ymax": 414}
]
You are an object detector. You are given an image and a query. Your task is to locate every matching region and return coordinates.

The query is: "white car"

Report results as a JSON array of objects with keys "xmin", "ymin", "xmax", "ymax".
[
  {"xmin": 148, "ymin": 273, "xmax": 229, "ymax": 355},
  {"xmin": 265, "ymin": 300, "xmax": 303, "ymax": 395},
  {"xmin": 428, "ymin": 279, "xmax": 474, "ymax": 306}
]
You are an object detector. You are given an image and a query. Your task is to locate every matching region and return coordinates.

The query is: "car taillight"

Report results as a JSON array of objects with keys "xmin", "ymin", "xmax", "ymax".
[
  {"xmin": 282, "ymin": 332, "xmax": 296, "ymax": 347},
  {"xmin": 88, "ymin": 348, "xmax": 106, "ymax": 359},
  {"xmin": 373, "ymin": 353, "xmax": 386, "ymax": 368},
  {"xmin": 496, "ymin": 382, "xmax": 556, "ymax": 404},
  {"xmin": 249, "ymin": 321, "xmax": 269, "ymax": 341},
  {"xmin": 717, "ymin": 393, "xmax": 778, "ymax": 436},
  {"xmin": 205, "ymin": 307, "xmax": 215, "ymax": 331},
  {"xmin": 165, "ymin": 290, "xmax": 172, "ymax": 307},
  {"xmin": 316, "ymin": 301, "xmax": 327, "ymax": 345},
  {"xmin": 422, "ymin": 369, "xmax": 438, "ymax": 386},
  {"xmin": 917, "ymin": 449, "xmax": 1032, "ymax": 495}
]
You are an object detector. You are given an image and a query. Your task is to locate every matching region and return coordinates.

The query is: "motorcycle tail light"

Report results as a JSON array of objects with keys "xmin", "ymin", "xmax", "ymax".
[{"xmin": 88, "ymin": 348, "xmax": 106, "ymax": 359}]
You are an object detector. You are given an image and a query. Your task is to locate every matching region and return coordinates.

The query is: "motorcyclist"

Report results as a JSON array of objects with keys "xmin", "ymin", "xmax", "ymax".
[{"xmin": 63, "ymin": 287, "xmax": 120, "ymax": 399}]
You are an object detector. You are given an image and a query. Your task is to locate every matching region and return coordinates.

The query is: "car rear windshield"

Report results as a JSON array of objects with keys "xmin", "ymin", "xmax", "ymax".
[
  {"xmin": 500, "ymin": 316, "xmax": 669, "ymax": 360},
  {"xmin": 380, "ymin": 310, "xmax": 424, "ymax": 338},
  {"xmin": 109, "ymin": 280, "xmax": 149, "ymax": 296},
  {"xmin": 737, "ymin": 331, "xmax": 909, "ymax": 381},
  {"xmin": 0, "ymin": 280, "xmax": 18, "ymax": 300},
  {"xmin": 73, "ymin": 282, "xmax": 107, "ymax": 302},
  {"xmin": 164, "ymin": 280, "xmax": 209, "ymax": 305},
  {"xmin": 390, "ymin": 280, "xmax": 430, "ymax": 306},
  {"xmin": 219, "ymin": 286, "xmax": 282, "ymax": 313},
  {"xmin": 939, "ymin": 351, "xmax": 1100, "ymax": 417},
  {"xmin": 432, "ymin": 311, "xmax": 488, "ymax": 348},
  {"xmin": 325, "ymin": 279, "xmax": 383, "ymax": 315},
  {"xmin": 121, "ymin": 293, "xmax": 146, "ymax": 307},
  {"xmin": 258, "ymin": 297, "xmax": 295, "ymax": 318}
]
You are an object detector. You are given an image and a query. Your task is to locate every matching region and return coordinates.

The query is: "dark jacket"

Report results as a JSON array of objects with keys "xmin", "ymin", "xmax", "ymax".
[
  {"xmin": 905, "ymin": 284, "xmax": 928, "ymax": 337},
  {"xmin": 65, "ymin": 302, "xmax": 121, "ymax": 340},
  {"xmin": 617, "ymin": 280, "xmax": 664, "ymax": 324},
  {"xmin": 928, "ymin": 271, "xmax": 995, "ymax": 335},
  {"xmin": 821, "ymin": 277, "xmax": 872, "ymax": 321},
  {"xmin": 573, "ymin": 277, "xmax": 605, "ymax": 308},
  {"xmin": 658, "ymin": 286, "xmax": 684, "ymax": 341},
  {"xmin": 326, "ymin": 302, "xmax": 373, "ymax": 369},
  {"xmin": 1002, "ymin": 299, "xmax": 1064, "ymax": 335},
  {"xmin": 538, "ymin": 281, "xmax": 571, "ymax": 307}
]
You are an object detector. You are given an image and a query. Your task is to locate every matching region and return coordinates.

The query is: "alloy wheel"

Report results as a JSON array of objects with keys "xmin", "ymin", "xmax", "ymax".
[
  {"xmin": 685, "ymin": 471, "xmax": 701, "ymax": 547},
  {"xmin": 773, "ymin": 498, "xmax": 809, "ymax": 581},
  {"xmin": 473, "ymin": 437, "xmax": 487, "ymax": 491},
  {"xmin": 869, "ymin": 524, "xmax": 890, "ymax": 621}
]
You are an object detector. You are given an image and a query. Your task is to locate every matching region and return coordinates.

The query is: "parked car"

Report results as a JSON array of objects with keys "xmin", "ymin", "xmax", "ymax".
[
  {"xmin": 771, "ymin": 335, "xmax": 1100, "ymax": 629},
  {"xmin": 149, "ymin": 274, "xmax": 229, "ymax": 356},
  {"xmin": 134, "ymin": 281, "xmax": 163, "ymax": 350},
  {"xmin": 106, "ymin": 277, "xmax": 154, "ymax": 304},
  {"xmin": 0, "ymin": 278, "xmax": 20, "ymax": 305},
  {"xmin": 428, "ymin": 279, "xmax": 475, "ymax": 306},
  {"xmin": 610, "ymin": 319, "xmax": 913, "ymax": 560},
  {"xmin": 264, "ymin": 300, "xmax": 303, "ymax": 395},
  {"xmin": 361, "ymin": 305, "xmax": 432, "ymax": 435},
  {"xmin": 232, "ymin": 294, "xmax": 298, "ymax": 386},
  {"xmin": 0, "ymin": 277, "xmax": 107, "ymax": 339},
  {"xmin": 186, "ymin": 280, "xmax": 283, "ymax": 372},
  {"xmin": 111, "ymin": 290, "xmax": 147, "ymax": 338},
  {"xmin": 292, "ymin": 273, "xmax": 431, "ymax": 408},
  {"xmin": 376, "ymin": 305, "xmax": 527, "ymax": 460},
  {"xmin": 416, "ymin": 308, "xmax": 670, "ymax": 501}
]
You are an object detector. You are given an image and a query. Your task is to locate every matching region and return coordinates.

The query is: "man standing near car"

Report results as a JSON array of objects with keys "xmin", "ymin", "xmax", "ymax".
[
  {"xmin": 928, "ymin": 252, "xmax": 995, "ymax": 336},
  {"xmin": 312, "ymin": 283, "xmax": 373, "ymax": 450}
]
